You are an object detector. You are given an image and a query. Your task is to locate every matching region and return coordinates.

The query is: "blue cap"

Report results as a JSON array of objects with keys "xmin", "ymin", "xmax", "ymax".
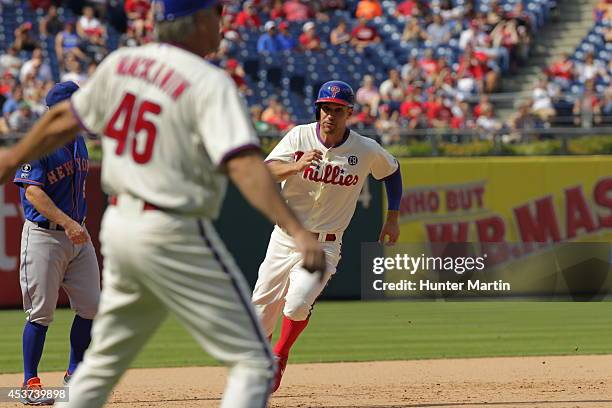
[
  {"xmin": 45, "ymin": 81, "xmax": 79, "ymax": 108},
  {"xmin": 154, "ymin": 0, "xmax": 219, "ymax": 21},
  {"xmin": 315, "ymin": 80, "xmax": 355, "ymax": 107}
]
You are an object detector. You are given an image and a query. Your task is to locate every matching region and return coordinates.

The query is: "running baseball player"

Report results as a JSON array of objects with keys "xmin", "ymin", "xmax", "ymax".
[
  {"xmin": 13, "ymin": 81, "xmax": 99, "ymax": 406},
  {"xmin": 0, "ymin": 2, "xmax": 326, "ymax": 408},
  {"xmin": 252, "ymin": 80, "xmax": 403, "ymax": 393}
]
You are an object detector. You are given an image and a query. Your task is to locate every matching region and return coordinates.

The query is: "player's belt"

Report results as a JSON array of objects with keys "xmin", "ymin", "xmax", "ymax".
[
  {"xmin": 311, "ymin": 232, "xmax": 336, "ymax": 242},
  {"xmin": 108, "ymin": 195, "xmax": 160, "ymax": 211},
  {"xmin": 35, "ymin": 221, "xmax": 65, "ymax": 231}
]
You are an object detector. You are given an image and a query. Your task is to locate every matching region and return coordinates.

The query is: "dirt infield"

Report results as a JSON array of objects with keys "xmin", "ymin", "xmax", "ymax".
[{"xmin": 0, "ymin": 355, "xmax": 610, "ymax": 407}]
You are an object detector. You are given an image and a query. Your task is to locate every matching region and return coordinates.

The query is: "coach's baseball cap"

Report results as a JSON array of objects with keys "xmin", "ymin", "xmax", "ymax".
[
  {"xmin": 154, "ymin": 0, "xmax": 222, "ymax": 21},
  {"xmin": 45, "ymin": 81, "xmax": 79, "ymax": 108}
]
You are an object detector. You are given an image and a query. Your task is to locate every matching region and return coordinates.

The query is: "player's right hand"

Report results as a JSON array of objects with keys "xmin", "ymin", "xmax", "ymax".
[
  {"xmin": 293, "ymin": 229, "xmax": 326, "ymax": 281},
  {"xmin": 64, "ymin": 220, "xmax": 91, "ymax": 245},
  {"xmin": 295, "ymin": 150, "xmax": 323, "ymax": 172}
]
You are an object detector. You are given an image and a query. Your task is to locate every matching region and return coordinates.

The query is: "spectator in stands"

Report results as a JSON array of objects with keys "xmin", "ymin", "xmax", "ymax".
[
  {"xmin": 400, "ymin": 54, "xmax": 422, "ymax": 82},
  {"xmin": 473, "ymin": 94, "xmax": 492, "ymax": 119},
  {"xmin": 0, "ymin": 46, "xmax": 23, "ymax": 78},
  {"xmin": 56, "ymin": 20, "xmax": 88, "ymax": 63},
  {"xmin": 263, "ymin": 100, "xmax": 295, "ymax": 132},
  {"xmin": 39, "ymin": 5, "xmax": 64, "ymax": 38},
  {"xmin": 320, "ymin": 0, "xmax": 346, "ymax": 12},
  {"xmin": 454, "ymin": 70, "xmax": 478, "ymax": 101},
  {"xmin": 221, "ymin": 15, "xmax": 241, "ymax": 42},
  {"xmin": 283, "ymin": 0, "xmax": 314, "ymax": 22},
  {"xmin": 350, "ymin": 17, "xmax": 380, "ymax": 52},
  {"xmin": 13, "ymin": 22, "xmax": 39, "ymax": 52},
  {"xmin": 348, "ymin": 104, "xmax": 376, "ymax": 129},
  {"xmin": 250, "ymin": 105, "xmax": 273, "ymax": 132},
  {"xmin": 262, "ymin": 97, "xmax": 281, "ymax": 123},
  {"xmin": 224, "ymin": 58, "xmax": 251, "ymax": 95},
  {"xmin": 379, "ymin": 69, "xmax": 405, "ymax": 114},
  {"xmin": 8, "ymin": 102, "xmax": 36, "ymax": 133},
  {"xmin": 425, "ymin": 14, "xmax": 451, "ymax": 48},
  {"xmin": 449, "ymin": 99, "xmax": 474, "ymax": 129},
  {"xmin": 418, "ymin": 49, "xmax": 440, "ymax": 79},
  {"xmin": 506, "ymin": 102, "xmax": 537, "ymax": 142},
  {"xmin": 19, "ymin": 48, "xmax": 52, "ymax": 84},
  {"xmin": 299, "ymin": 22, "xmax": 322, "ymax": 51},
  {"xmin": 375, "ymin": 104, "xmax": 401, "ymax": 145},
  {"xmin": 29, "ymin": 0, "xmax": 52, "ymax": 9},
  {"xmin": 573, "ymin": 80, "xmax": 602, "ymax": 127},
  {"xmin": 356, "ymin": 74, "xmax": 380, "ymax": 112},
  {"xmin": 438, "ymin": 0, "xmax": 464, "ymax": 21},
  {"xmin": 3, "ymin": 85, "xmax": 24, "ymax": 120},
  {"xmin": 547, "ymin": 53, "xmax": 574, "ymax": 88},
  {"xmin": 269, "ymin": 0, "xmax": 286, "ymax": 19},
  {"xmin": 395, "ymin": 0, "xmax": 419, "ymax": 18},
  {"xmin": 124, "ymin": 0, "xmax": 151, "ymax": 22},
  {"xmin": 278, "ymin": 22, "xmax": 297, "ymax": 50},
  {"xmin": 475, "ymin": 104, "xmax": 502, "ymax": 140},
  {"xmin": 61, "ymin": 55, "xmax": 87, "ymax": 85},
  {"xmin": 235, "ymin": 1, "xmax": 262, "ymax": 28},
  {"xmin": 257, "ymin": 21, "xmax": 283, "ymax": 54},
  {"xmin": 355, "ymin": 0, "xmax": 382, "ymax": 20},
  {"xmin": 120, "ymin": 26, "xmax": 141, "ymax": 48},
  {"xmin": 424, "ymin": 91, "xmax": 451, "ymax": 129},
  {"xmin": 400, "ymin": 87, "xmax": 426, "ymax": 129},
  {"xmin": 330, "ymin": 20, "xmax": 351, "ymax": 46},
  {"xmin": 401, "ymin": 19, "xmax": 426, "ymax": 49},
  {"xmin": 458, "ymin": 45, "xmax": 499, "ymax": 93},
  {"xmin": 576, "ymin": 52, "xmax": 606, "ymax": 84},
  {"xmin": 77, "ymin": 6, "xmax": 105, "ymax": 40},
  {"xmin": 531, "ymin": 78, "xmax": 556, "ymax": 125}
]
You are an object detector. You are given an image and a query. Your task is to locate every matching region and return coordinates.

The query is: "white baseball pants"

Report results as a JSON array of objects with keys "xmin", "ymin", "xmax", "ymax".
[
  {"xmin": 252, "ymin": 226, "xmax": 342, "ymax": 336},
  {"xmin": 56, "ymin": 195, "xmax": 274, "ymax": 408}
]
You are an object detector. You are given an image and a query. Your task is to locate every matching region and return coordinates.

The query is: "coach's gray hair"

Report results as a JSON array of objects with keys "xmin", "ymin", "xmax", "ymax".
[{"xmin": 154, "ymin": 9, "xmax": 208, "ymax": 43}]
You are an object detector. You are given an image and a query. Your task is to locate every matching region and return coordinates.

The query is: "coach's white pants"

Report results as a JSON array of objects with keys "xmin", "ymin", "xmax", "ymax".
[
  {"xmin": 56, "ymin": 196, "xmax": 274, "ymax": 408},
  {"xmin": 252, "ymin": 226, "xmax": 341, "ymax": 336}
]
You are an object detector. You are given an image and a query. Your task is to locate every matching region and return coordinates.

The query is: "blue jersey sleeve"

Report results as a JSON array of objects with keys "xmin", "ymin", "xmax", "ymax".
[{"xmin": 14, "ymin": 160, "xmax": 47, "ymax": 188}]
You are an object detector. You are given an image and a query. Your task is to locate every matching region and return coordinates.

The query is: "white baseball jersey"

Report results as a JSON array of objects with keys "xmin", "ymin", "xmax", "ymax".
[
  {"xmin": 70, "ymin": 43, "xmax": 258, "ymax": 218},
  {"xmin": 266, "ymin": 122, "xmax": 398, "ymax": 233}
]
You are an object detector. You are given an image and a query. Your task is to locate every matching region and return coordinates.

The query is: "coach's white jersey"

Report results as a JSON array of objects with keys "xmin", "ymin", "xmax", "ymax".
[
  {"xmin": 70, "ymin": 43, "xmax": 258, "ymax": 218},
  {"xmin": 267, "ymin": 123, "xmax": 398, "ymax": 233}
]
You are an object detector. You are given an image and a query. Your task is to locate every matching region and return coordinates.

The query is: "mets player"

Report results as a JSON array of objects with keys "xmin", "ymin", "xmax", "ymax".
[
  {"xmin": 0, "ymin": 1, "xmax": 326, "ymax": 407},
  {"xmin": 252, "ymin": 80, "xmax": 403, "ymax": 392},
  {"xmin": 13, "ymin": 81, "xmax": 99, "ymax": 406}
]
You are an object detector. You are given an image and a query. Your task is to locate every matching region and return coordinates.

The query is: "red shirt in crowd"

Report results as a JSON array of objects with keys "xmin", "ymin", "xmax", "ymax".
[
  {"xmin": 396, "ymin": 0, "xmax": 417, "ymax": 16},
  {"xmin": 400, "ymin": 99, "xmax": 423, "ymax": 119},
  {"xmin": 29, "ymin": 0, "xmax": 51, "ymax": 9},
  {"xmin": 549, "ymin": 60, "xmax": 574, "ymax": 80},
  {"xmin": 299, "ymin": 33, "xmax": 321, "ymax": 50},
  {"xmin": 419, "ymin": 58, "xmax": 440, "ymax": 76},
  {"xmin": 124, "ymin": 0, "xmax": 151, "ymax": 20},
  {"xmin": 283, "ymin": 0, "xmax": 314, "ymax": 21},
  {"xmin": 351, "ymin": 25, "xmax": 378, "ymax": 42},
  {"xmin": 235, "ymin": 11, "xmax": 262, "ymax": 28}
]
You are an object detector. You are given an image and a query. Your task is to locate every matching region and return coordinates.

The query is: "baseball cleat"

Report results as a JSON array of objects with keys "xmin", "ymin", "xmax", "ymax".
[
  {"xmin": 270, "ymin": 354, "xmax": 288, "ymax": 393},
  {"xmin": 62, "ymin": 371, "xmax": 72, "ymax": 386},
  {"xmin": 19, "ymin": 377, "xmax": 55, "ymax": 406}
]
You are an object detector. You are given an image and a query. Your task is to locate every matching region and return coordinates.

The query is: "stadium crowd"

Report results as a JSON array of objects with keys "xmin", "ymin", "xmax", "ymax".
[{"xmin": 0, "ymin": 0, "xmax": 610, "ymax": 145}]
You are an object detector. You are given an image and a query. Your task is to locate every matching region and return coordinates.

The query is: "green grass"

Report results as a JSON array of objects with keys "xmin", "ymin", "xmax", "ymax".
[{"xmin": 1, "ymin": 301, "xmax": 611, "ymax": 374}]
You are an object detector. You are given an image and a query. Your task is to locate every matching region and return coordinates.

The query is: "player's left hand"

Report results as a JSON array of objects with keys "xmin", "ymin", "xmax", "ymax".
[
  {"xmin": 379, "ymin": 220, "xmax": 400, "ymax": 246},
  {"xmin": 0, "ymin": 148, "xmax": 19, "ymax": 185}
]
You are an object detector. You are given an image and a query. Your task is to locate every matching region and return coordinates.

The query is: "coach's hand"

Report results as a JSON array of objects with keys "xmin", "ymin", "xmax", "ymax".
[
  {"xmin": 293, "ymin": 229, "xmax": 326, "ymax": 280},
  {"xmin": 64, "ymin": 220, "xmax": 91, "ymax": 245},
  {"xmin": 295, "ymin": 149, "xmax": 323, "ymax": 172}
]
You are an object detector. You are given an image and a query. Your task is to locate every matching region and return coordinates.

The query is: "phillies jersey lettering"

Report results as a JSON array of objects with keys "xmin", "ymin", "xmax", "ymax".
[
  {"xmin": 70, "ymin": 43, "xmax": 258, "ymax": 218},
  {"xmin": 267, "ymin": 123, "xmax": 397, "ymax": 233},
  {"xmin": 295, "ymin": 151, "xmax": 359, "ymax": 186},
  {"xmin": 14, "ymin": 136, "xmax": 89, "ymax": 224}
]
